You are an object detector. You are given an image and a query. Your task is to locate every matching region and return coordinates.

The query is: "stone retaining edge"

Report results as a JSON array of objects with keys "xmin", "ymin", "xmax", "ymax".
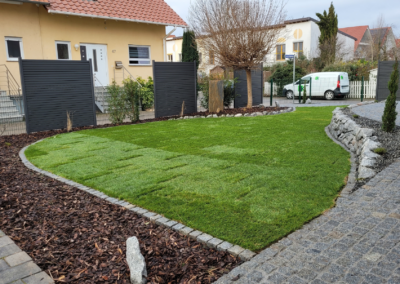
[
  {"xmin": 324, "ymin": 127, "xmax": 357, "ymax": 195},
  {"xmin": 19, "ymin": 142, "xmax": 257, "ymax": 261},
  {"xmin": 327, "ymin": 101, "xmax": 381, "ymax": 181}
]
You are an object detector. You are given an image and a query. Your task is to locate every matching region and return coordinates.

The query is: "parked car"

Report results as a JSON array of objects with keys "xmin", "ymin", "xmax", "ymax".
[{"xmin": 283, "ymin": 72, "xmax": 350, "ymax": 100}]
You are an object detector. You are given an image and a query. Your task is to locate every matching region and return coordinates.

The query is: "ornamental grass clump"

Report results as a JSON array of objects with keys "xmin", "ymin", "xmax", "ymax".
[{"xmin": 382, "ymin": 58, "xmax": 399, "ymax": 132}]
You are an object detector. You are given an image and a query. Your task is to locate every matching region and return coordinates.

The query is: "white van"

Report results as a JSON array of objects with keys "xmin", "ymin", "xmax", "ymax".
[{"xmin": 283, "ymin": 72, "xmax": 350, "ymax": 100}]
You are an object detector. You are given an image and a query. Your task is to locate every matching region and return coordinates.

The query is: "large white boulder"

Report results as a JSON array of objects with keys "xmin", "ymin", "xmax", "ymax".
[{"xmin": 126, "ymin": 237, "xmax": 147, "ymax": 284}]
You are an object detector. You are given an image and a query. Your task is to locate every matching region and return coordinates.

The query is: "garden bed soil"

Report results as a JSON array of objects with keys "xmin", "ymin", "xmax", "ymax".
[
  {"xmin": 0, "ymin": 130, "xmax": 242, "ymax": 283},
  {"xmin": 343, "ymin": 107, "xmax": 400, "ymax": 187}
]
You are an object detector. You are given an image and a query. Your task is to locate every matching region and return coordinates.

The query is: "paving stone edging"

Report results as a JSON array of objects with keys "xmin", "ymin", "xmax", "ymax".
[
  {"xmin": 18, "ymin": 143, "xmax": 256, "ymax": 261},
  {"xmin": 328, "ymin": 101, "xmax": 382, "ymax": 180},
  {"xmin": 0, "ymin": 229, "xmax": 54, "ymax": 284}
]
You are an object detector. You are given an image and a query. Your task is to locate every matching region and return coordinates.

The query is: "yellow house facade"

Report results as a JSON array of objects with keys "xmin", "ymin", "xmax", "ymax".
[{"xmin": 0, "ymin": 0, "xmax": 187, "ymax": 88}]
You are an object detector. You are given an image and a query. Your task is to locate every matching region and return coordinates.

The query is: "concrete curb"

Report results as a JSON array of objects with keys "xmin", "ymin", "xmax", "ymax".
[{"xmin": 19, "ymin": 142, "xmax": 256, "ymax": 261}]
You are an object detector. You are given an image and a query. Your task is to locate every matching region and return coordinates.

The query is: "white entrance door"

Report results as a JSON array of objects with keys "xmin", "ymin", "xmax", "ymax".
[{"xmin": 81, "ymin": 44, "xmax": 109, "ymax": 86}]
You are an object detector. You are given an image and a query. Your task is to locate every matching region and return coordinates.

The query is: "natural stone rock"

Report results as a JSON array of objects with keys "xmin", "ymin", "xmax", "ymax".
[
  {"xmin": 206, "ymin": 115, "xmax": 213, "ymax": 118},
  {"xmin": 306, "ymin": 99, "xmax": 312, "ymax": 104},
  {"xmin": 359, "ymin": 166, "xmax": 376, "ymax": 179},
  {"xmin": 212, "ymin": 114, "xmax": 218, "ymax": 118},
  {"xmin": 255, "ymin": 112, "xmax": 263, "ymax": 116},
  {"xmin": 126, "ymin": 237, "xmax": 147, "ymax": 284},
  {"xmin": 235, "ymin": 114, "xmax": 243, "ymax": 117},
  {"xmin": 275, "ymin": 101, "xmax": 280, "ymax": 107},
  {"xmin": 244, "ymin": 113, "xmax": 250, "ymax": 117}
]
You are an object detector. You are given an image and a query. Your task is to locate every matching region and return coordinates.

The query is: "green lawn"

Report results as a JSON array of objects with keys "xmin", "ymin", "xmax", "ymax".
[{"xmin": 26, "ymin": 107, "xmax": 349, "ymax": 251}]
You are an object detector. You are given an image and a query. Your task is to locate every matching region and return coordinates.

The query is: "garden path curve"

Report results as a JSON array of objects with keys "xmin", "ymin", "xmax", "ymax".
[
  {"xmin": 214, "ymin": 159, "xmax": 400, "ymax": 284},
  {"xmin": 352, "ymin": 101, "xmax": 400, "ymax": 126}
]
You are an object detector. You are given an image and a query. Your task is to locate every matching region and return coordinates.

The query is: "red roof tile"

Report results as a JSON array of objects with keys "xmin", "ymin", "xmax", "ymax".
[
  {"xmin": 46, "ymin": 0, "xmax": 187, "ymax": 27},
  {"xmin": 339, "ymin": 26, "xmax": 369, "ymax": 51}
]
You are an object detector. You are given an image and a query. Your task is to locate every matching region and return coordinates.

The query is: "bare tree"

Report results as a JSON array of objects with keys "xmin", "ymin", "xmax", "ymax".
[
  {"xmin": 368, "ymin": 15, "xmax": 397, "ymax": 61},
  {"xmin": 189, "ymin": 0, "xmax": 286, "ymax": 108}
]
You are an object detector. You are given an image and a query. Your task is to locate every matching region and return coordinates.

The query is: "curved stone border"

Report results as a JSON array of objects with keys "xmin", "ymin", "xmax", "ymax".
[
  {"xmin": 328, "ymin": 102, "xmax": 381, "ymax": 180},
  {"xmin": 325, "ymin": 127, "xmax": 357, "ymax": 195},
  {"xmin": 19, "ymin": 142, "xmax": 256, "ymax": 261},
  {"xmin": 169, "ymin": 107, "xmax": 294, "ymax": 120}
]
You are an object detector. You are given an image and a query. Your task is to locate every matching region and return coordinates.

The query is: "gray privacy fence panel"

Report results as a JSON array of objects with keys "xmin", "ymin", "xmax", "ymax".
[
  {"xmin": 19, "ymin": 59, "xmax": 97, "ymax": 134},
  {"xmin": 153, "ymin": 61, "xmax": 197, "ymax": 118},
  {"xmin": 234, "ymin": 63, "xmax": 263, "ymax": 108},
  {"xmin": 376, "ymin": 61, "xmax": 400, "ymax": 101}
]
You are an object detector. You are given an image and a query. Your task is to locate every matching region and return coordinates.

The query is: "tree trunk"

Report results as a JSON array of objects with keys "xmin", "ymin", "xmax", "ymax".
[{"xmin": 246, "ymin": 69, "xmax": 253, "ymax": 108}]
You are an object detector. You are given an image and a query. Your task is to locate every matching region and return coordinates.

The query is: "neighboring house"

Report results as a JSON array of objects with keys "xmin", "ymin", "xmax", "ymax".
[
  {"xmin": 166, "ymin": 35, "xmax": 183, "ymax": 62},
  {"xmin": 0, "ymin": 0, "xmax": 187, "ymax": 89},
  {"xmin": 339, "ymin": 26, "xmax": 372, "ymax": 59},
  {"xmin": 264, "ymin": 17, "xmax": 356, "ymax": 66},
  {"xmin": 170, "ymin": 17, "xmax": 356, "ymax": 73},
  {"xmin": 370, "ymin": 27, "xmax": 397, "ymax": 59}
]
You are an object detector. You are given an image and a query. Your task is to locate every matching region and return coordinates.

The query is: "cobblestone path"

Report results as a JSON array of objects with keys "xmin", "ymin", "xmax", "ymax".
[{"xmin": 215, "ymin": 160, "xmax": 400, "ymax": 284}]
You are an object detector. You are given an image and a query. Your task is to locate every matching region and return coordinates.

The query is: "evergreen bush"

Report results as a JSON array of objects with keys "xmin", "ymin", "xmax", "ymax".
[
  {"xmin": 106, "ymin": 82, "xmax": 126, "ymax": 124},
  {"xmin": 382, "ymin": 58, "xmax": 399, "ymax": 132}
]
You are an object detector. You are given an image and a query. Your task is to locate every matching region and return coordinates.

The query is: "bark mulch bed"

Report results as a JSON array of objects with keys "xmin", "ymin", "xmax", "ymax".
[{"xmin": 0, "ymin": 129, "xmax": 242, "ymax": 283}]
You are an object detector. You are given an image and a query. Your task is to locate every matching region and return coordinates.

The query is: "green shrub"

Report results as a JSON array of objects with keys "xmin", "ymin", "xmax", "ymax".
[
  {"xmin": 123, "ymin": 79, "xmax": 141, "ymax": 123},
  {"xmin": 270, "ymin": 61, "xmax": 307, "ymax": 96},
  {"xmin": 136, "ymin": 76, "xmax": 154, "ymax": 110},
  {"xmin": 373, "ymin": 147, "xmax": 387, "ymax": 155},
  {"xmin": 353, "ymin": 114, "xmax": 359, "ymax": 118},
  {"xmin": 322, "ymin": 59, "xmax": 378, "ymax": 81},
  {"xmin": 106, "ymin": 82, "xmax": 126, "ymax": 124},
  {"xmin": 382, "ymin": 58, "xmax": 399, "ymax": 132}
]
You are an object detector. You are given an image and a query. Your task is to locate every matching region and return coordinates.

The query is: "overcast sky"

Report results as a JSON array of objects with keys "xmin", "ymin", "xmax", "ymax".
[{"xmin": 165, "ymin": 0, "xmax": 399, "ymax": 37}]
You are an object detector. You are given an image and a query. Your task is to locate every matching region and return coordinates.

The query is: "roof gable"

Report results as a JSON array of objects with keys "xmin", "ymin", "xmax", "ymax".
[
  {"xmin": 338, "ymin": 26, "xmax": 369, "ymax": 51},
  {"xmin": 46, "ymin": 0, "xmax": 187, "ymax": 27}
]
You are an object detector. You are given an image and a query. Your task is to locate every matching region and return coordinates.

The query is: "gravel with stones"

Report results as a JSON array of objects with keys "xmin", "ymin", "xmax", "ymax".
[
  {"xmin": 0, "ymin": 130, "xmax": 242, "ymax": 283},
  {"xmin": 343, "ymin": 107, "xmax": 400, "ymax": 173}
]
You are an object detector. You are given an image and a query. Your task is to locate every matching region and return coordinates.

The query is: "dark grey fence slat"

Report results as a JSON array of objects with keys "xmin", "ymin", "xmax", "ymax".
[
  {"xmin": 376, "ymin": 61, "xmax": 400, "ymax": 101},
  {"xmin": 19, "ymin": 59, "xmax": 97, "ymax": 134},
  {"xmin": 234, "ymin": 63, "xmax": 263, "ymax": 108},
  {"xmin": 153, "ymin": 61, "xmax": 197, "ymax": 118}
]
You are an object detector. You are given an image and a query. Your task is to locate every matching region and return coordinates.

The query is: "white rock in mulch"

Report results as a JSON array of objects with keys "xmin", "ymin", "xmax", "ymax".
[
  {"xmin": 235, "ymin": 114, "xmax": 243, "ymax": 117},
  {"xmin": 306, "ymin": 99, "xmax": 312, "ymax": 104},
  {"xmin": 213, "ymin": 114, "xmax": 218, "ymax": 118},
  {"xmin": 126, "ymin": 237, "xmax": 147, "ymax": 284},
  {"xmin": 275, "ymin": 101, "xmax": 280, "ymax": 107},
  {"xmin": 206, "ymin": 115, "xmax": 213, "ymax": 118},
  {"xmin": 244, "ymin": 113, "xmax": 250, "ymax": 117}
]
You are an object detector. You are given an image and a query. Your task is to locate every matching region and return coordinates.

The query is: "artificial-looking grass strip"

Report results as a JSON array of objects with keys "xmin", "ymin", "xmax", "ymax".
[{"xmin": 25, "ymin": 107, "xmax": 350, "ymax": 251}]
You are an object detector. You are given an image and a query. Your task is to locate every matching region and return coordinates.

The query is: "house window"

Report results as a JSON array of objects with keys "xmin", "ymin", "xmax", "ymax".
[
  {"xmin": 209, "ymin": 51, "xmax": 215, "ymax": 65},
  {"xmin": 293, "ymin": 42, "xmax": 303, "ymax": 58},
  {"xmin": 55, "ymin": 41, "xmax": 71, "ymax": 60},
  {"xmin": 276, "ymin": 44, "xmax": 285, "ymax": 61},
  {"xmin": 129, "ymin": 45, "xmax": 151, "ymax": 65},
  {"xmin": 5, "ymin": 37, "xmax": 24, "ymax": 61},
  {"xmin": 168, "ymin": 54, "xmax": 173, "ymax": 62},
  {"xmin": 179, "ymin": 53, "xmax": 182, "ymax": 62}
]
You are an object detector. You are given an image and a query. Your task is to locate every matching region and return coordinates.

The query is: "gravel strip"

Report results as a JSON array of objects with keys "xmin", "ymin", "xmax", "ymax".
[{"xmin": 343, "ymin": 107, "xmax": 400, "ymax": 174}]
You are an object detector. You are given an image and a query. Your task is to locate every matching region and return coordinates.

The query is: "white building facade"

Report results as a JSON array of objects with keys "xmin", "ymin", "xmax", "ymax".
[{"xmin": 264, "ymin": 17, "xmax": 356, "ymax": 66}]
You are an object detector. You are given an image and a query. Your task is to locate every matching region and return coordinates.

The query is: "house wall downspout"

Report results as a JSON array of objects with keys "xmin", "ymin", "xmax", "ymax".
[{"xmin": 163, "ymin": 27, "xmax": 177, "ymax": 62}]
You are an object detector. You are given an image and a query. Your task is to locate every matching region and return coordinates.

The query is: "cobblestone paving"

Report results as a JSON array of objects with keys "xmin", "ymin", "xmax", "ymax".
[
  {"xmin": 0, "ymin": 230, "xmax": 53, "ymax": 284},
  {"xmin": 215, "ymin": 160, "xmax": 400, "ymax": 284},
  {"xmin": 352, "ymin": 101, "xmax": 400, "ymax": 126}
]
